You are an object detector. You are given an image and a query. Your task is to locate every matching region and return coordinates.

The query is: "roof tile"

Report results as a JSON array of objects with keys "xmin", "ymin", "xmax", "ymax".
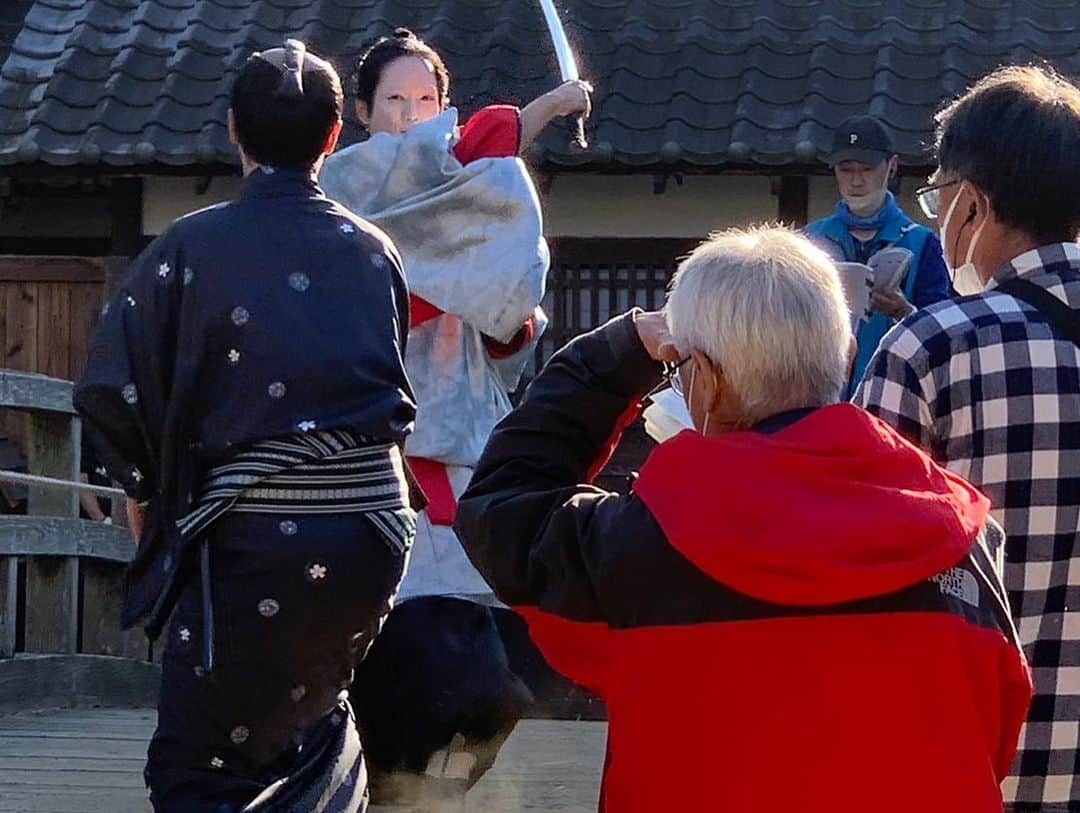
[{"xmin": 0, "ymin": 0, "xmax": 1077, "ymax": 170}]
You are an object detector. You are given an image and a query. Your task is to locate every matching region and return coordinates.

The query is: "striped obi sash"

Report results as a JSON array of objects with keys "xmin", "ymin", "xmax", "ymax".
[{"xmin": 177, "ymin": 429, "xmax": 414, "ymax": 554}]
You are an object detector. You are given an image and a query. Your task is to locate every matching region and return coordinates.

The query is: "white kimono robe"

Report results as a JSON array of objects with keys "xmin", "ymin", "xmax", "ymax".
[{"xmin": 321, "ymin": 109, "xmax": 549, "ymax": 599}]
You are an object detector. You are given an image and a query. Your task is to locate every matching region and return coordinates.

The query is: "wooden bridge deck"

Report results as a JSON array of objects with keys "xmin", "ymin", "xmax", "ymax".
[{"xmin": 0, "ymin": 709, "xmax": 606, "ymax": 812}]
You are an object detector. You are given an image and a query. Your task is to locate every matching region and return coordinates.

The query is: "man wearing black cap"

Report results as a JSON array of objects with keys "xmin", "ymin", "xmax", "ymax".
[{"xmin": 806, "ymin": 115, "xmax": 951, "ymax": 391}]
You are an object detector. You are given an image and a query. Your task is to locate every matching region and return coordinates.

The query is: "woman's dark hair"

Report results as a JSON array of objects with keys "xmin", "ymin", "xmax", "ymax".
[
  {"xmin": 935, "ymin": 65, "xmax": 1080, "ymax": 244},
  {"xmin": 353, "ymin": 28, "xmax": 450, "ymax": 110},
  {"xmin": 230, "ymin": 42, "xmax": 344, "ymax": 169}
]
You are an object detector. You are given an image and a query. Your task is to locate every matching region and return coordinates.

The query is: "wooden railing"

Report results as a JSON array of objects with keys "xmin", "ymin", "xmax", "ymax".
[{"xmin": 0, "ymin": 369, "xmax": 159, "ymax": 712}]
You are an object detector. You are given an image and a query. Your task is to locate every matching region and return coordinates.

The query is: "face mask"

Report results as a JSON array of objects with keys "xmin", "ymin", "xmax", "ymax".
[
  {"xmin": 939, "ymin": 182, "xmax": 987, "ymax": 296},
  {"xmin": 844, "ymin": 184, "xmax": 888, "ymax": 218},
  {"xmin": 685, "ymin": 363, "xmax": 711, "ymax": 436}
]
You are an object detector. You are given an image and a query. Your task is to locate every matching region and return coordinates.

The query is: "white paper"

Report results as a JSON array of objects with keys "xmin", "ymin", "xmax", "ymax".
[
  {"xmin": 868, "ymin": 246, "xmax": 914, "ymax": 293},
  {"xmin": 835, "ymin": 261, "xmax": 873, "ymax": 330},
  {"xmin": 643, "ymin": 387, "xmax": 694, "ymax": 443}
]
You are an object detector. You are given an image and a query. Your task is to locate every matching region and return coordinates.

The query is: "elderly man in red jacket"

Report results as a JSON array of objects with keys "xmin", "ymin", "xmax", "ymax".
[{"xmin": 454, "ymin": 225, "xmax": 1031, "ymax": 812}]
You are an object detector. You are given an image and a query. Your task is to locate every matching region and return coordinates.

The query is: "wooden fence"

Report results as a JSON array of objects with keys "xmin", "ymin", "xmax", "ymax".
[
  {"xmin": 0, "ymin": 256, "xmax": 106, "ymax": 461},
  {"xmin": 0, "ymin": 370, "xmax": 158, "ymax": 712}
]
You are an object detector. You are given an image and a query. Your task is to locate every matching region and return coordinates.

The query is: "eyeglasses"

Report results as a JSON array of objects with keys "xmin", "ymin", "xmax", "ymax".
[
  {"xmin": 664, "ymin": 356, "xmax": 692, "ymax": 397},
  {"xmin": 914, "ymin": 178, "xmax": 960, "ymax": 220}
]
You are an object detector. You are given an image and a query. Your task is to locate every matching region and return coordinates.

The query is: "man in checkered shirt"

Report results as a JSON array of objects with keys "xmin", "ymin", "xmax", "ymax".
[{"xmin": 856, "ymin": 66, "xmax": 1080, "ymax": 811}]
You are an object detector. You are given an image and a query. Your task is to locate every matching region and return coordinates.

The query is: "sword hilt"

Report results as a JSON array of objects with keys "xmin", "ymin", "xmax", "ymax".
[{"xmin": 570, "ymin": 114, "xmax": 587, "ymax": 151}]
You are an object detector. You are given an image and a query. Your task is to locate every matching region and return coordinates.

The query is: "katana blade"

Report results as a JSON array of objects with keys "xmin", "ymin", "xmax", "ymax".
[
  {"xmin": 536, "ymin": 0, "xmax": 587, "ymax": 149},
  {"xmin": 537, "ymin": 0, "xmax": 580, "ymax": 82}
]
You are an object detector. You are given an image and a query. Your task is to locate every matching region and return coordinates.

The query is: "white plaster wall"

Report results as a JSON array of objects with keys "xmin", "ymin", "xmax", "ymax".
[
  {"xmin": 143, "ymin": 176, "xmax": 242, "ymax": 236},
  {"xmin": 145, "ymin": 173, "xmax": 780, "ymax": 239},
  {"xmin": 541, "ymin": 174, "xmax": 778, "ymax": 237},
  {"xmin": 147, "ymin": 171, "xmax": 938, "ymax": 240}
]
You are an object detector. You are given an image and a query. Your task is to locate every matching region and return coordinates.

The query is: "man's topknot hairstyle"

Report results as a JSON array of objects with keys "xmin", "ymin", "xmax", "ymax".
[
  {"xmin": 353, "ymin": 28, "xmax": 450, "ymax": 111},
  {"xmin": 230, "ymin": 41, "xmax": 343, "ymax": 168},
  {"xmin": 935, "ymin": 64, "xmax": 1080, "ymax": 244}
]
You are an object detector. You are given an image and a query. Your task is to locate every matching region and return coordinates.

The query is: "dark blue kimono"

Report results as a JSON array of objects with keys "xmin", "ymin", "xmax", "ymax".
[{"xmin": 75, "ymin": 166, "xmax": 417, "ymax": 812}]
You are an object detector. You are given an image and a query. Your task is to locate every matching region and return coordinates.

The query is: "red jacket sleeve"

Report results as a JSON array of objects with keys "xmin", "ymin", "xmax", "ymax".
[{"xmin": 453, "ymin": 105, "xmax": 521, "ymax": 164}]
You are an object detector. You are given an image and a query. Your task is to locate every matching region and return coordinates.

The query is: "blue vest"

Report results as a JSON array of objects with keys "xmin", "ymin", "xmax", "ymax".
[{"xmin": 805, "ymin": 209, "xmax": 931, "ymax": 394}]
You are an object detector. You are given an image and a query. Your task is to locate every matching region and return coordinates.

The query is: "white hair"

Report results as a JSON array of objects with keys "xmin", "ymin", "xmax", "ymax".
[{"xmin": 666, "ymin": 225, "xmax": 852, "ymax": 426}]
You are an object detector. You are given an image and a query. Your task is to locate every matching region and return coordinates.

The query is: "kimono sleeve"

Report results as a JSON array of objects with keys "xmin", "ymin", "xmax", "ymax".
[
  {"xmin": 74, "ymin": 232, "xmax": 186, "ymax": 501},
  {"xmin": 486, "ymin": 306, "xmax": 548, "ymax": 392},
  {"xmin": 453, "ymin": 105, "xmax": 521, "ymax": 164}
]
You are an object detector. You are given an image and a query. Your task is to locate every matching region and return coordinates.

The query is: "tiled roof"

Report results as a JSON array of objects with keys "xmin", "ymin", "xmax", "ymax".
[
  {"xmin": 0, "ymin": 1, "xmax": 33, "ymax": 67},
  {"xmin": 0, "ymin": 1, "xmax": 1077, "ymax": 171}
]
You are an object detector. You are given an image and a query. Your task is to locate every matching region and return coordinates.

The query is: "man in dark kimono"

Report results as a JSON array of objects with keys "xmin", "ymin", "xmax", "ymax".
[{"xmin": 75, "ymin": 40, "xmax": 417, "ymax": 812}]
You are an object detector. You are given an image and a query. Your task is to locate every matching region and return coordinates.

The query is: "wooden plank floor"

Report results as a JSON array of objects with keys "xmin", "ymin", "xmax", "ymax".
[{"xmin": 0, "ymin": 709, "xmax": 606, "ymax": 812}]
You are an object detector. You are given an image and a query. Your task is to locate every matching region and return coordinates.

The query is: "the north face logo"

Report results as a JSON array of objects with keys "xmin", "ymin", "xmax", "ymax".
[{"xmin": 931, "ymin": 567, "xmax": 980, "ymax": 608}]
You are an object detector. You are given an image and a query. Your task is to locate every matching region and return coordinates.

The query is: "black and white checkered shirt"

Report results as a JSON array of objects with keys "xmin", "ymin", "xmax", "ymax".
[{"xmin": 855, "ymin": 242, "xmax": 1080, "ymax": 810}]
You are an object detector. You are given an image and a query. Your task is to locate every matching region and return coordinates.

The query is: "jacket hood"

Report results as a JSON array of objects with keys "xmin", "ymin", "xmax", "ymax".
[{"xmin": 633, "ymin": 404, "xmax": 989, "ymax": 606}]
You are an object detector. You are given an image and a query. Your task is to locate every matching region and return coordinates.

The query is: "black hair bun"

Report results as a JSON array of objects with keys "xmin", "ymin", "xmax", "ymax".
[{"xmin": 393, "ymin": 28, "xmax": 415, "ymax": 40}]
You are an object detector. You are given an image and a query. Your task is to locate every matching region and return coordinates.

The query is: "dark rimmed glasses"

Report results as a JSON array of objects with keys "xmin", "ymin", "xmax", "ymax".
[
  {"xmin": 914, "ymin": 178, "xmax": 960, "ymax": 220},
  {"xmin": 663, "ymin": 355, "xmax": 692, "ymax": 397}
]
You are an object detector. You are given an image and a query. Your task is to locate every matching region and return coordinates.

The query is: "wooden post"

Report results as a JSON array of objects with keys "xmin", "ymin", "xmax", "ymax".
[
  {"xmin": 82, "ymin": 560, "xmax": 145, "ymax": 659},
  {"xmin": 777, "ymin": 175, "xmax": 810, "ymax": 228},
  {"xmin": 106, "ymin": 177, "xmax": 143, "ymax": 298},
  {"xmin": 0, "ymin": 556, "xmax": 16, "ymax": 658},
  {"xmin": 26, "ymin": 413, "xmax": 79, "ymax": 517},
  {"xmin": 24, "ymin": 412, "xmax": 80, "ymax": 654},
  {"xmin": 3, "ymin": 279, "xmax": 37, "ymax": 451}
]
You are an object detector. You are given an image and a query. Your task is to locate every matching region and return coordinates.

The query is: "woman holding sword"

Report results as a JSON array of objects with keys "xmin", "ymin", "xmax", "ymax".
[{"xmin": 320, "ymin": 26, "xmax": 591, "ymax": 808}]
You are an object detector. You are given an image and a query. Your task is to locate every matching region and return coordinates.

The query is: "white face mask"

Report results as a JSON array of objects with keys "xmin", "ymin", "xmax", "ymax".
[
  {"xmin": 939, "ymin": 181, "xmax": 987, "ymax": 296},
  {"xmin": 685, "ymin": 363, "xmax": 711, "ymax": 437},
  {"xmin": 843, "ymin": 184, "xmax": 889, "ymax": 218}
]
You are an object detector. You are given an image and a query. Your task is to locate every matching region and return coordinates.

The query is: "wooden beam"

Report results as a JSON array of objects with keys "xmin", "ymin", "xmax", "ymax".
[
  {"xmin": 0, "ymin": 370, "xmax": 75, "ymax": 414},
  {"xmin": 0, "ymin": 517, "xmax": 135, "ymax": 563},
  {"xmin": 0, "ymin": 238, "xmax": 112, "ymax": 259},
  {"xmin": 0, "ymin": 256, "xmax": 106, "ymax": 283},
  {"xmin": 548, "ymin": 237, "xmax": 701, "ymax": 266},
  {"xmin": 0, "ymin": 654, "xmax": 159, "ymax": 712}
]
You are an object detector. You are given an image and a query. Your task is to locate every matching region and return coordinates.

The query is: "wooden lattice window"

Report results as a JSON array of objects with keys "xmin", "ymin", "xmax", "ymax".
[
  {"xmin": 528, "ymin": 238, "xmax": 701, "ymax": 488},
  {"xmin": 532, "ymin": 237, "xmax": 699, "ymax": 373}
]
